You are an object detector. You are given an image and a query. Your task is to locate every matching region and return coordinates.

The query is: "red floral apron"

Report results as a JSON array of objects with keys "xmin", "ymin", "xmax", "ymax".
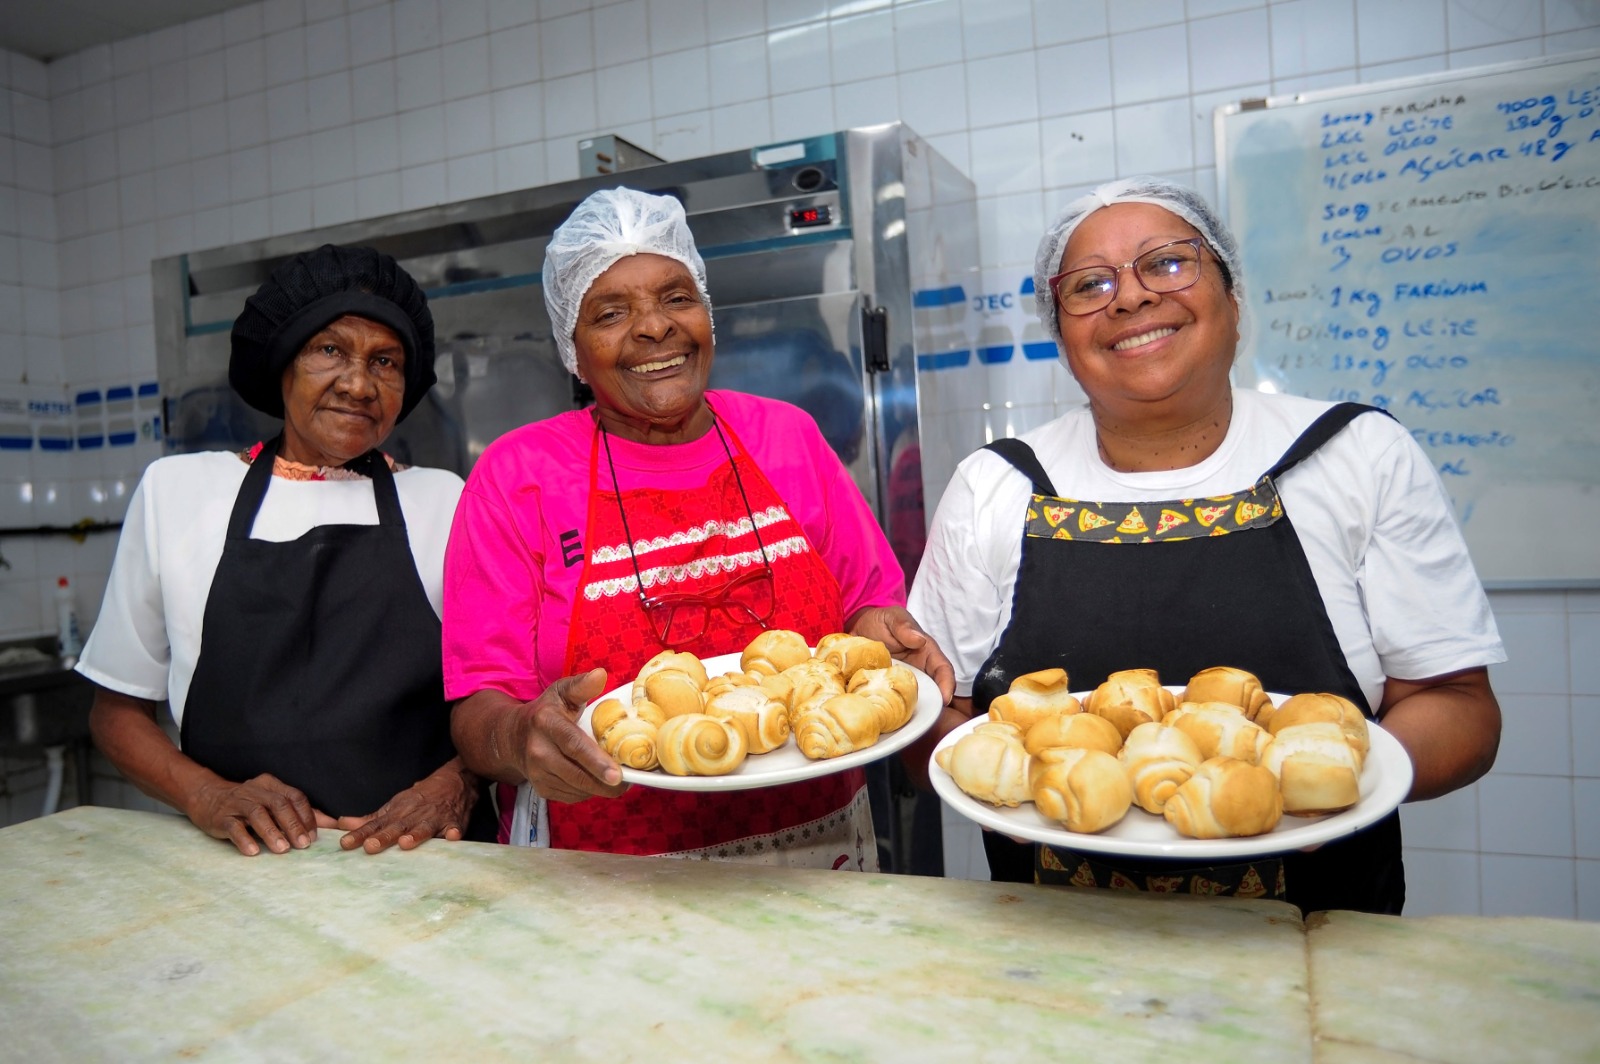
[{"xmin": 549, "ymin": 414, "xmax": 866, "ymax": 857}]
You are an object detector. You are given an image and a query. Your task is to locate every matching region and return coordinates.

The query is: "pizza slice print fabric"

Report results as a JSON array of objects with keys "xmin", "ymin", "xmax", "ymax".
[{"xmin": 1024, "ymin": 474, "xmax": 1284, "ymax": 544}]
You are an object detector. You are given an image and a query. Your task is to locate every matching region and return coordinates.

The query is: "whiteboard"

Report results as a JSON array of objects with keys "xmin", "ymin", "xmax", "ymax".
[{"xmin": 1216, "ymin": 51, "xmax": 1600, "ymax": 588}]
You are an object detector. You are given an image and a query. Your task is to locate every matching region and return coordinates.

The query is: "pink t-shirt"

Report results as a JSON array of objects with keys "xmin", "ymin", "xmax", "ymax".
[{"xmin": 442, "ymin": 391, "xmax": 906, "ymax": 700}]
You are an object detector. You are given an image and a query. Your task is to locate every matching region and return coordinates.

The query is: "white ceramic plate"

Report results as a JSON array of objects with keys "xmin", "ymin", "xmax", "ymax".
[
  {"xmin": 929, "ymin": 690, "xmax": 1413, "ymax": 859},
  {"xmin": 580, "ymin": 651, "xmax": 944, "ymax": 793}
]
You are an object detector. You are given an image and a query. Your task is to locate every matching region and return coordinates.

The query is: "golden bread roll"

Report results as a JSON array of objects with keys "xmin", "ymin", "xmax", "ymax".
[
  {"xmin": 1268, "ymin": 692, "xmax": 1370, "ymax": 765},
  {"xmin": 1085, "ymin": 668, "xmax": 1177, "ymax": 738},
  {"xmin": 816, "ymin": 635, "xmax": 893, "ymax": 680},
  {"xmin": 739, "ymin": 629, "xmax": 812, "ymax": 677},
  {"xmin": 642, "ymin": 668, "xmax": 706, "ymax": 719},
  {"xmin": 988, "ymin": 668, "xmax": 1082, "ymax": 732},
  {"xmin": 655, "ymin": 713, "xmax": 748, "ymax": 776},
  {"xmin": 1166, "ymin": 703, "xmax": 1273, "ymax": 764},
  {"xmin": 1023, "ymin": 711, "xmax": 1123, "ymax": 756},
  {"xmin": 1029, "ymin": 748, "xmax": 1132, "ymax": 834},
  {"xmin": 632, "ymin": 651, "xmax": 707, "ymax": 702},
  {"xmin": 1261, "ymin": 722, "xmax": 1363, "ymax": 816},
  {"xmin": 703, "ymin": 671, "xmax": 763, "ymax": 699},
  {"xmin": 934, "ymin": 722, "xmax": 1032, "ymax": 807},
  {"xmin": 847, "ymin": 664, "xmax": 920, "ymax": 732},
  {"xmin": 704, "ymin": 685, "xmax": 791, "ymax": 754},
  {"xmin": 1162, "ymin": 757, "xmax": 1283, "ymax": 838},
  {"xmin": 793, "ymin": 692, "xmax": 882, "ymax": 759},
  {"xmin": 1118, "ymin": 721, "xmax": 1204, "ymax": 815},
  {"xmin": 595, "ymin": 715, "xmax": 662, "ymax": 770},
  {"xmin": 1182, "ymin": 666, "xmax": 1274, "ymax": 723},
  {"xmin": 769, "ymin": 659, "xmax": 846, "ymax": 725},
  {"xmin": 814, "ymin": 632, "xmax": 852, "ymax": 655}
]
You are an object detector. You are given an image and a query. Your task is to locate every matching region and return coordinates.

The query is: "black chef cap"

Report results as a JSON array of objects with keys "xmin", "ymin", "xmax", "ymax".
[{"xmin": 229, "ymin": 244, "xmax": 437, "ymax": 421}]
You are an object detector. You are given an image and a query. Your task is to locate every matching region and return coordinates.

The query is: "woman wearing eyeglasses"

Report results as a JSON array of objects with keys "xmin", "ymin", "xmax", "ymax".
[
  {"xmin": 443, "ymin": 188, "xmax": 954, "ymax": 864},
  {"xmin": 906, "ymin": 177, "xmax": 1503, "ymax": 914},
  {"xmin": 80, "ymin": 245, "xmax": 488, "ymax": 856}
]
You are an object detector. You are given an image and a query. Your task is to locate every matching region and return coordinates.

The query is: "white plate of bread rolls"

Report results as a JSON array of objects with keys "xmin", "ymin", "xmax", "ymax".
[
  {"xmin": 579, "ymin": 630, "xmax": 943, "ymax": 792},
  {"xmin": 928, "ymin": 666, "xmax": 1413, "ymax": 859}
]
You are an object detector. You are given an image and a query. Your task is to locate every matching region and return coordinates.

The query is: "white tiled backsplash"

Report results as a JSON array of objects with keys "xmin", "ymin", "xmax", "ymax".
[{"xmin": 1, "ymin": 0, "xmax": 1597, "ymax": 919}]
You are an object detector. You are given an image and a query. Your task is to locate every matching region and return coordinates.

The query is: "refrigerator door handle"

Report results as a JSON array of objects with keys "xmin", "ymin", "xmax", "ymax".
[{"xmin": 861, "ymin": 297, "xmax": 890, "ymax": 374}]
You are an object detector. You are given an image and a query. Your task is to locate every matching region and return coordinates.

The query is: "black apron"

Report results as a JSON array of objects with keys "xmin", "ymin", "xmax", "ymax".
[
  {"xmin": 181, "ymin": 437, "xmax": 457, "ymax": 817},
  {"xmin": 972, "ymin": 403, "xmax": 1404, "ymax": 915}
]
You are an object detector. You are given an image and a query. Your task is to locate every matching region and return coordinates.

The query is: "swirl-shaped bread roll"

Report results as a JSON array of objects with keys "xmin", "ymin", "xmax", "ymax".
[
  {"xmin": 704, "ymin": 685, "xmax": 791, "ymax": 754},
  {"xmin": 590, "ymin": 698, "xmax": 667, "ymax": 771},
  {"xmin": 1183, "ymin": 666, "xmax": 1274, "ymax": 724},
  {"xmin": 769, "ymin": 659, "xmax": 846, "ymax": 726},
  {"xmin": 642, "ymin": 668, "xmax": 707, "ymax": 719},
  {"xmin": 740, "ymin": 629, "xmax": 813, "ymax": 677},
  {"xmin": 1261, "ymin": 722, "xmax": 1363, "ymax": 816},
  {"xmin": 1166, "ymin": 702, "xmax": 1273, "ymax": 764},
  {"xmin": 703, "ymin": 670, "xmax": 763, "ymax": 700},
  {"xmin": 655, "ymin": 713, "xmax": 748, "ymax": 776},
  {"xmin": 1085, "ymin": 668, "xmax": 1177, "ymax": 738},
  {"xmin": 1267, "ymin": 692, "xmax": 1370, "ymax": 766},
  {"xmin": 632, "ymin": 651, "xmax": 708, "ymax": 702},
  {"xmin": 1162, "ymin": 757, "xmax": 1283, "ymax": 839},
  {"xmin": 934, "ymin": 722, "xmax": 1032, "ymax": 807},
  {"xmin": 1118, "ymin": 721, "xmax": 1204, "ymax": 814},
  {"xmin": 816, "ymin": 635, "xmax": 892, "ymax": 680},
  {"xmin": 847, "ymin": 664, "xmax": 920, "ymax": 732},
  {"xmin": 1023, "ymin": 711, "xmax": 1123, "ymax": 756},
  {"xmin": 988, "ymin": 668, "xmax": 1082, "ymax": 733},
  {"xmin": 1029, "ymin": 748, "xmax": 1132, "ymax": 833},
  {"xmin": 793, "ymin": 693, "xmax": 882, "ymax": 759}
]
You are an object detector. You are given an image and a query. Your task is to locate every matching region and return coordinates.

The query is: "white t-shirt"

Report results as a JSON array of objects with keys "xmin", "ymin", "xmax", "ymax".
[
  {"xmin": 907, "ymin": 389, "xmax": 1506, "ymax": 712},
  {"xmin": 77, "ymin": 451, "xmax": 465, "ymax": 726}
]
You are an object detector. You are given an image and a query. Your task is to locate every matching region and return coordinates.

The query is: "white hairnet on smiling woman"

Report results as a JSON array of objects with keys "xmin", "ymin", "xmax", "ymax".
[
  {"xmin": 542, "ymin": 187, "xmax": 713, "ymax": 377},
  {"xmin": 1032, "ymin": 176, "xmax": 1247, "ymax": 364}
]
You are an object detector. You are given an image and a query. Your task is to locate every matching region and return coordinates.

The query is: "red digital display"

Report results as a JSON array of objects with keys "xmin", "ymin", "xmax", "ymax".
[{"xmin": 789, "ymin": 205, "xmax": 831, "ymax": 228}]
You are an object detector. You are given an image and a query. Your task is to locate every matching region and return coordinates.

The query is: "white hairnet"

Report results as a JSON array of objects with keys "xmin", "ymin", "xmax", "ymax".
[
  {"xmin": 1033, "ymin": 176, "xmax": 1245, "ymax": 364},
  {"xmin": 542, "ymin": 187, "xmax": 713, "ymax": 375}
]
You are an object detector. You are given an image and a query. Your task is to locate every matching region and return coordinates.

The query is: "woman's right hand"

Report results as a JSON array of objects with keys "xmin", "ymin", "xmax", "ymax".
[
  {"xmin": 186, "ymin": 773, "xmax": 323, "ymax": 856},
  {"xmin": 452, "ymin": 670, "xmax": 630, "ymax": 803}
]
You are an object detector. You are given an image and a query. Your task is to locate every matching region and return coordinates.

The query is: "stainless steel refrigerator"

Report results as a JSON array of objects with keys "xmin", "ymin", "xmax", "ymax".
[{"xmin": 151, "ymin": 123, "xmax": 979, "ymax": 871}]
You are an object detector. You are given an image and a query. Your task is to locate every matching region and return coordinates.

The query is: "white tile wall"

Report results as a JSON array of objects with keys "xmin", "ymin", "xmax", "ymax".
[{"xmin": 0, "ymin": 1, "xmax": 1593, "ymax": 917}]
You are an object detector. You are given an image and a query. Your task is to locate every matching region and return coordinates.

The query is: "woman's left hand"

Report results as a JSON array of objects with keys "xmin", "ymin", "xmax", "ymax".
[
  {"xmin": 334, "ymin": 757, "xmax": 480, "ymax": 854},
  {"xmin": 846, "ymin": 605, "xmax": 956, "ymax": 705}
]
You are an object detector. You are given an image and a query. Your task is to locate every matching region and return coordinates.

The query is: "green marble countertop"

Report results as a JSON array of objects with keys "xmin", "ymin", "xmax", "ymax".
[{"xmin": 0, "ymin": 807, "xmax": 1595, "ymax": 1062}]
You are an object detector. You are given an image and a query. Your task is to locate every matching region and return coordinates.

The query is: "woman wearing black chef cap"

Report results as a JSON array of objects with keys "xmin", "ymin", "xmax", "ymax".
[{"xmin": 80, "ymin": 244, "xmax": 487, "ymax": 855}]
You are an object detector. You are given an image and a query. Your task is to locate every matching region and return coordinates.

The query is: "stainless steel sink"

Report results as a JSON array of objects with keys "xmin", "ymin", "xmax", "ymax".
[{"xmin": 0, "ymin": 661, "xmax": 94, "ymax": 751}]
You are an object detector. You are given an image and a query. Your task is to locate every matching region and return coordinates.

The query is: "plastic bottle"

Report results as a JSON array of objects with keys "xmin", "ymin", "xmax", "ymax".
[{"xmin": 55, "ymin": 576, "xmax": 83, "ymax": 664}]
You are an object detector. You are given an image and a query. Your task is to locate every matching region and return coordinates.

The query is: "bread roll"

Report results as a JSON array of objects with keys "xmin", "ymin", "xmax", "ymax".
[
  {"xmin": 1023, "ymin": 711, "xmax": 1123, "ymax": 756},
  {"xmin": 595, "ymin": 714, "xmax": 663, "ymax": 770},
  {"xmin": 1182, "ymin": 666, "xmax": 1274, "ymax": 724},
  {"xmin": 703, "ymin": 670, "xmax": 763, "ymax": 699},
  {"xmin": 1118, "ymin": 721, "xmax": 1203, "ymax": 814},
  {"xmin": 1029, "ymin": 748, "xmax": 1132, "ymax": 833},
  {"xmin": 1162, "ymin": 757, "xmax": 1283, "ymax": 839},
  {"xmin": 642, "ymin": 668, "xmax": 706, "ymax": 719},
  {"xmin": 632, "ymin": 651, "xmax": 707, "ymax": 702},
  {"xmin": 1261, "ymin": 722, "xmax": 1363, "ymax": 816},
  {"xmin": 816, "ymin": 635, "xmax": 892, "ymax": 680},
  {"xmin": 768, "ymin": 659, "xmax": 846, "ymax": 726},
  {"xmin": 1085, "ymin": 668, "xmax": 1177, "ymax": 738},
  {"xmin": 793, "ymin": 692, "xmax": 882, "ymax": 759},
  {"xmin": 704, "ymin": 685, "xmax": 791, "ymax": 754},
  {"xmin": 739, "ymin": 629, "xmax": 812, "ymax": 677},
  {"xmin": 655, "ymin": 713, "xmax": 748, "ymax": 776},
  {"xmin": 1267, "ymin": 692, "xmax": 1370, "ymax": 766},
  {"xmin": 988, "ymin": 668, "xmax": 1082, "ymax": 732},
  {"xmin": 1166, "ymin": 703, "xmax": 1273, "ymax": 764},
  {"xmin": 934, "ymin": 722, "xmax": 1032, "ymax": 807},
  {"xmin": 847, "ymin": 664, "xmax": 920, "ymax": 732}
]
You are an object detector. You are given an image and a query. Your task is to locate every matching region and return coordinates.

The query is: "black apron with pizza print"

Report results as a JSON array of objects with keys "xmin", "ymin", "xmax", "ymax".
[{"xmin": 971, "ymin": 403, "xmax": 1404, "ymax": 915}]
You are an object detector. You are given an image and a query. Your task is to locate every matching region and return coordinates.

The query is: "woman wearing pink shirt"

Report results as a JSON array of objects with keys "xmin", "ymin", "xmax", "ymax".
[{"xmin": 443, "ymin": 188, "xmax": 953, "ymax": 866}]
